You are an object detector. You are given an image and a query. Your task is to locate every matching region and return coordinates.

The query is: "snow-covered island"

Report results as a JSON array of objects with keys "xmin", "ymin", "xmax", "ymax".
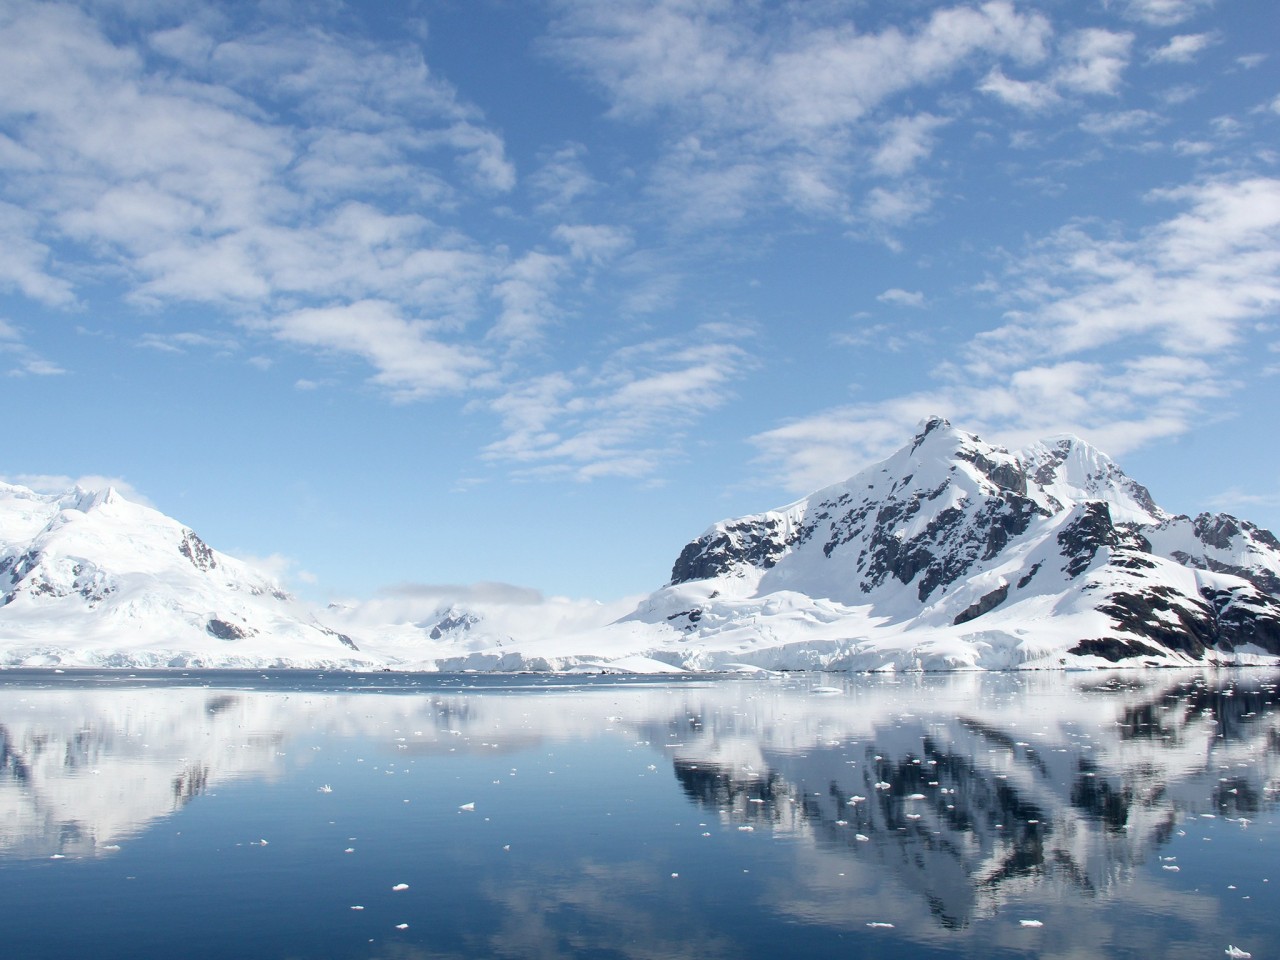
[{"xmin": 2, "ymin": 418, "xmax": 1278, "ymax": 672}]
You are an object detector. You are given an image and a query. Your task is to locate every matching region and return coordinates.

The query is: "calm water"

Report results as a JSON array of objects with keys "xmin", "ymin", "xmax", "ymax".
[{"xmin": 1, "ymin": 668, "xmax": 1277, "ymax": 959}]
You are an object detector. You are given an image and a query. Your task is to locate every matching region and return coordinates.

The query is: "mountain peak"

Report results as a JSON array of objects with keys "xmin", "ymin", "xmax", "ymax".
[
  {"xmin": 1018, "ymin": 435, "xmax": 1163, "ymax": 525},
  {"xmin": 69, "ymin": 485, "xmax": 123, "ymax": 513}
]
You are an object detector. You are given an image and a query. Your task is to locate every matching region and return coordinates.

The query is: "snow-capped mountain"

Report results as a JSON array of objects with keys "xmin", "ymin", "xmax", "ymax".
[
  {"xmin": 0, "ymin": 482, "xmax": 370, "ymax": 668},
  {"xmin": 2, "ymin": 417, "xmax": 1279, "ymax": 672},
  {"xmin": 622, "ymin": 417, "xmax": 1280, "ymax": 670}
]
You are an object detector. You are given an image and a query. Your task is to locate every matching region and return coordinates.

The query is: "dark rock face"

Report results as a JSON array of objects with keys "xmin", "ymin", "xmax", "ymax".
[
  {"xmin": 953, "ymin": 583, "xmax": 1010, "ymax": 625},
  {"xmin": 1067, "ymin": 637, "xmax": 1168, "ymax": 662},
  {"xmin": 1163, "ymin": 512, "xmax": 1280, "ymax": 595},
  {"xmin": 429, "ymin": 612, "xmax": 481, "ymax": 640},
  {"xmin": 206, "ymin": 618, "xmax": 252, "ymax": 640},
  {"xmin": 1096, "ymin": 586, "xmax": 1217, "ymax": 659},
  {"xmin": 672, "ymin": 482, "xmax": 1045, "ymax": 604},
  {"xmin": 180, "ymin": 530, "xmax": 217, "ymax": 571},
  {"xmin": 670, "ymin": 516, "xmax": 805, "ymax": 584},
  {"xmin": 1199, "ymin": 585, "xmax": 1280, "ymax": 654},
  {"xmin": 1057, "ymin": 502, "xmax": 1120, "ymax": 578}
]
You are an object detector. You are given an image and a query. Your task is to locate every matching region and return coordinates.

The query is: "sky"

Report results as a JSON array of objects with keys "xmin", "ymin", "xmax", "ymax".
[{"xmin": 1, "ymin": 0, "xmax": 1278, "ymax": 608}]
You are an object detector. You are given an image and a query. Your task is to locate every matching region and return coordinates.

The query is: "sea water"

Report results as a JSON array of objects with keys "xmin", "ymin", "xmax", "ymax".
[{"xmin": 1, "ymin": 668, "xmax": 1276, "ymax": 959}]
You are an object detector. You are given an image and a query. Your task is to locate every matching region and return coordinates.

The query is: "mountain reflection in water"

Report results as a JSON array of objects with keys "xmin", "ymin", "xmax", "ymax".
[{"xmin": 1, "ymin": 669, "xmax": 1277, "ymax": 959}]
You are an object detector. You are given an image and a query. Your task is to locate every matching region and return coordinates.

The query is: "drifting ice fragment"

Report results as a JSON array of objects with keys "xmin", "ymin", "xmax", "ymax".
[{"xmin": 1225, "ymin": 947, "xmax": 1251, "ymax": 959}]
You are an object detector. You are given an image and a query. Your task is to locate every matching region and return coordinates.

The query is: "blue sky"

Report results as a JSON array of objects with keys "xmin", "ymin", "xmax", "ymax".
[{"xmin": 1, "ymin": 0, "xmax": 1278, "ymax": 605}]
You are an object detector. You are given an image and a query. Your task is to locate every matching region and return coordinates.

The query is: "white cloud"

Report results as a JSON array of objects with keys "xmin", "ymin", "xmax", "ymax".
[
  {"xmin": 877, "ymin": 288, "xmax": 927, "ymax": 308},
  {"xmin": 272, "ymin": 300, "xmax": 490, "ymax": 401},
  {"xmin": 1121, "ymin": 0, "xmax": 1214, "ymax": 27},
  {"xmin": 863, "ymin": 183, "xmax": 935, "ymax": 228},
  {"xmin": 983, "ymin": 177, "xmax": 1280, "ymax": 362},
  {"xmin": 0, "ymin": 1, "xmax": 513, "ymax": 318},
  {"xmin": 980, "ymin": 28, "xmax": 1132, "ymax": 112},
  {"xmin": 752, "ymin": 176, "xmax": 1280, "ymax": 492},
  {"xmin": 138, "ymin": 330, "xmax": 240, "ymax": 354},
  {"xmin": 529, "ymin": 143, "xmax": 599, "ymax": 213},
  {"xmin": 1147, "ymin": 32, "xmax": 1217, "ymax": 64},
  {"xmin": 484, "ymin": 323, "xmax": 755, "ymax": 480},
  {"xmin": 0, "ymin": 202, "xmax": 75, "ymax": 306},
  {"xmin": 978, "ymin": 69, "xmax": 1060, "ymax": 111},
  {"xmin": 490, "ymin": 251, "xmax": 569, "ymax": 345},
  {"xmin": 870, "ymin": 114, "xmax": 948, "ymax": 177},
  {"xmin": 0, "ymin": 318, "xmax": 65, "ymax": 377},
  {"xmin": 552, "ymin": 224, "xmax": 633, "ymax": 264},
  {"xmin": 1054, "ymin": 29, "xmax": 1132, "ymax": 95},
  {"xmin": 546, "ymin": 0, "xmax": 1053, "ymax": 224},
  {"xmin": 1079, "ymin": 109, "xmax": 1162, "ymax": 137}
]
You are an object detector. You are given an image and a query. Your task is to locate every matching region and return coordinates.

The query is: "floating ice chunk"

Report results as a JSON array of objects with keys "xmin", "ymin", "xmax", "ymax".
[
  {"xmin": 1020, "ymin": 920, "xmax": 1043, "ymax": 928},
  {"xmin": 1162, "ymin": 865, "xmax": 1180, "ymax": 872},
  {"xmin": 392, "ymin": 883, "xmax": 409, "ymax": 891},
  {"xmin": 459, "ymin": 802, "xmax": 475, "ymax": 812},
  {"xmin": 1225, "ymin": 947, "xmax": 1251, "ymax": 959},
  {"xmin": 319, "ymin": 784, "xmax": 333, "ymax": 793}
]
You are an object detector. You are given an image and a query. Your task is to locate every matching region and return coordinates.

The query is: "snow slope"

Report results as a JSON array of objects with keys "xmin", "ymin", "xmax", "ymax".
[{"xmin": 0, "ymin": 482, "xmax": 371, "ymax": 668}]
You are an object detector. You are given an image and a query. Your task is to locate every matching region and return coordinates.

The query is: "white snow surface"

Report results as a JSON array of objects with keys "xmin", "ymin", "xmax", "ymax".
[{"xmin": 2, "ymin": 418, "xmax": 1279, "ymax": 672}]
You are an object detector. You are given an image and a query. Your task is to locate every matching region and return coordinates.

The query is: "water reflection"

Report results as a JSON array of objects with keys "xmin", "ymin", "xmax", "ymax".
[{"xmin": 1, "ymin": 669, "xmax": 1277, "ymax": 958}]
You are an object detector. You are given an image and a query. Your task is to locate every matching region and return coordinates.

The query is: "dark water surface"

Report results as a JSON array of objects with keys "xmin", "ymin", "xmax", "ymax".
[{"xmin": 1, "ymin": 668, "xmax": 1277, "ymax": 959}]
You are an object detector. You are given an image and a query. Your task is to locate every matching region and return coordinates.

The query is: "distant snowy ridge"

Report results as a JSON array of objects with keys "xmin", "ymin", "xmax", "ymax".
[{"xmin": 2, "ymin": 418, "xmax": 1280, "ymax": 672}]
